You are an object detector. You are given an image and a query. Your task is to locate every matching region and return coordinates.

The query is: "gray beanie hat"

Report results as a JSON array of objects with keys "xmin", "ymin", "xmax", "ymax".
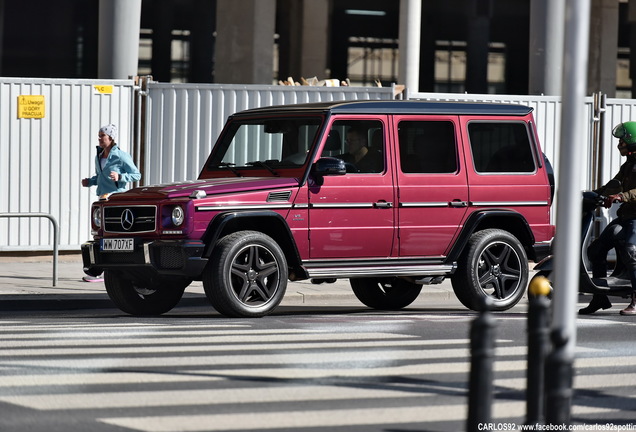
[{"xmin": 99, "ymin": 124, "xmax": 117, "ymax": 142}]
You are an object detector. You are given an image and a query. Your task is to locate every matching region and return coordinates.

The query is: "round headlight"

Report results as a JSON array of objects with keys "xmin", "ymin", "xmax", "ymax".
[
  {"xmin": 92, "ymin": 207, "xmax": 102, "ymax": 228},
  {"xmin": 171, "ymin": 206, "xmax": 185, "ymax": 226}
]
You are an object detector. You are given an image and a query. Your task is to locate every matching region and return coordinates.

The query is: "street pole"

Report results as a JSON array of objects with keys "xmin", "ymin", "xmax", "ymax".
[
  {"xmin": 546, "ymin": 0, "xmax": 591, "ymax": 424},
  {"xmin": 526, "ymin": 276, "xmax": 551, "ymax": 424},
  {"xmin": 467, "ymin": 298, "xmax": 496, "ymax": 431}
]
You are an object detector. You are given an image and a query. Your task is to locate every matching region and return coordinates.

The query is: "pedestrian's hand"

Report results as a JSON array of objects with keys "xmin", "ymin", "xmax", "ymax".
[
  {"xmin": 81, "ymin": 178, "xmax": 89, "ymax": 187},
  {"xmin": 604, "ymin": 194, "xmax": 623, "ymax": 208},
  {"xmin": 109, "ymin": 171, "xmax": 120, "ymax": 181}
]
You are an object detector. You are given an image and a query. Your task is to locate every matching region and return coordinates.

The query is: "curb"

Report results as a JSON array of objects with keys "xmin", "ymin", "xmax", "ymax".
[{"xmin": 0, "ymin": 289, "xmax": 456, "ymax": 312}]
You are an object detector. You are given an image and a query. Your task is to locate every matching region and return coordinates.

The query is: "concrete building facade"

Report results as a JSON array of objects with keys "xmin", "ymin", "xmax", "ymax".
[{"xmin": 0, "ymin": 0, "xmax": 634, "ymax": 97}]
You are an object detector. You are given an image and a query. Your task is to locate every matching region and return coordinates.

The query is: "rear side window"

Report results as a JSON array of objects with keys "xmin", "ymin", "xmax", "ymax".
[
  {"xmin": 468, "ymin": 122, "xmax": 536, "ymax": 173},
  {"xmin": 397, "ymin": 121, "xmax": 457, "ymax": 173}
]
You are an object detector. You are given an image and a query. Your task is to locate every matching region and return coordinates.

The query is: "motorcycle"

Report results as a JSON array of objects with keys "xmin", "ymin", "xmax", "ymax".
[{"xmin": 531, "ymin": 179, "xmax": 634, "ymax": 299}]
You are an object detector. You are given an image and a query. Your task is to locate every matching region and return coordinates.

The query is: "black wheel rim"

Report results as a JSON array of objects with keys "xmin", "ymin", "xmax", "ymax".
[
  {"xmin": 374, "ymin": 278, "xmax": 411, "ymax": 296},
  {"xmin": 133, "ymin": 285, "xmax": 157, "ymax": 298},
  {"xmin": 476, "ymin": 241, "xmax": 522, "ymax": 299},
  {"xmin": 230, "ymin": 244, "xmax": 281, "ymax": 307}
]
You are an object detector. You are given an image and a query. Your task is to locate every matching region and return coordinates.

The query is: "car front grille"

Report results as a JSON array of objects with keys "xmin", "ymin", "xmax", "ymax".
[{"xmin": 103, "ymin": 206, "xmax": 157, "ymax": 233}]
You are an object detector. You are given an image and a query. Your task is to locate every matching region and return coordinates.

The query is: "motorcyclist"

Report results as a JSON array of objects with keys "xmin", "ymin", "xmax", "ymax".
[{"xmin": 581, "ymin": 121, "xmax": 636, "ymax": 315}]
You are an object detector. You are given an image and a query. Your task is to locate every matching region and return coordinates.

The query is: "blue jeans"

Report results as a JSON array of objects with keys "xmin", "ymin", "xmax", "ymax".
[{"xmin": 587, "ymin": 218, "xmax": 636, "ymax": 291}]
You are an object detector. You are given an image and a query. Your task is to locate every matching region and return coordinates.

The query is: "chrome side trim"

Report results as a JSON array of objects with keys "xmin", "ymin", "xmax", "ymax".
[
  {"xmin": 197, "ymin": 204, "xmax": 293, "ymax": 211},
  {"xmin": 309, "ymin": 203, "xmax": 375, "ymax": 209},
  {"xmin": 306, "ymin": 264, "xmax": 456, "ymax": 279},
  {"xmin": 400, "ymin": 202, "xmax": 450, "ymax": 208},
  {"xmin": 470, "ymin": 201, "xmax": 548, "ymax": 206}
]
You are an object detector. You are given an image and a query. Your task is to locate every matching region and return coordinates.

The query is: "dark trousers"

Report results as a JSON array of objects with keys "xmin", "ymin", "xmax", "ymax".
[{"xmin": 587, "ymin": 218, "xmax": 636, "ymax": 291}]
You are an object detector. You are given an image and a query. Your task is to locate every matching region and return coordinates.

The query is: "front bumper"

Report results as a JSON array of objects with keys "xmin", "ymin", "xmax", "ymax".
[{"xmin": 81, "ymin": 239, "xmax": 208, "ymax": 278}]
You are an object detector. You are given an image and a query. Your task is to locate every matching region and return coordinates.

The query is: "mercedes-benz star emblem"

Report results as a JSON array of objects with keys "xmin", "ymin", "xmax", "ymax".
[{"xmin": 121, "ymin": 209, "xmax": 135, "ymax": 231}]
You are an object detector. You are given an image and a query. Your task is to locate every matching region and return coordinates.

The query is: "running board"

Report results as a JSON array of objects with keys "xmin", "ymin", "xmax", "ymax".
[{"xmin": 305, "ymin": 263, "xmax": 456, "ymax": 279}]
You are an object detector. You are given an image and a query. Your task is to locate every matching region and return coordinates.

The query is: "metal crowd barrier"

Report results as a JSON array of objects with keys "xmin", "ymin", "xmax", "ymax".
[{"xmin": 0, "ymin": 213, "xmax": 59, "ymax": 286}]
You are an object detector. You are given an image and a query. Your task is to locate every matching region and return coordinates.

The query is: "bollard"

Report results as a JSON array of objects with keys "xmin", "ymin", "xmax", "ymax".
[
  {"xmin": 526, "ymin": 275, "xmax": 552, "ymax": 425},
  {"xmin": 544, "ymin": 327, "xmax": 574, "ymax": 425},
  {"xmin": 467, "ymin": 296, "xmax": 496, "ymax": 432}
]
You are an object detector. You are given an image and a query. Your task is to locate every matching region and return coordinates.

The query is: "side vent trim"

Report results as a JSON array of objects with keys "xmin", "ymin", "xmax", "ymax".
[{"xmin": 267, "ymin": 191, "xmax": 292, "ymax": 202}]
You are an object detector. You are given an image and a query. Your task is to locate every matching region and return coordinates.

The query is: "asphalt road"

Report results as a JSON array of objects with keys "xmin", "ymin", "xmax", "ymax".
[{"xmin": 0, "ymin": 292, "xmax": 635, "ymax": 432}]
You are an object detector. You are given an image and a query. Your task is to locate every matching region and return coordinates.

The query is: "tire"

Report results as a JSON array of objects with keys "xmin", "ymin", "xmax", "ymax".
[
  {"xmin": 203, "ymin": 230, "xmax": 288, "ymax": 318},
  {"xmin": 451, "ymin": 228, "xmax": 528, "ymax": 311},
  {"xmin": 350, "ymin": 277, "xmax": 423, "ymax": 310},
  {"xmin": 104, "ymin": 271, "xmax": 188, "ymax": 316}
]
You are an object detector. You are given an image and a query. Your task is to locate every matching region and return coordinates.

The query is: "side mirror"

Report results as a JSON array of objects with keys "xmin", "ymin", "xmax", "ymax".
[{"xmin": 311, "ymin": 157, "xmax": 347, "ymax": 185}]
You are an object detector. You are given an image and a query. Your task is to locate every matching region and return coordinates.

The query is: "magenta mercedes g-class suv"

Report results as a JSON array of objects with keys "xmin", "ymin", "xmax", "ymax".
[{"xmin": 82, "ymin": 100, "xmax": 555, "ymax": 317}]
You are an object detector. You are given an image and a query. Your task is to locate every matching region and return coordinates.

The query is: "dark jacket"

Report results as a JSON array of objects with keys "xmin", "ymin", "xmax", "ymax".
[{"xmin": 612, "ymin": 155, "xmax": 636, "ymax": 219}]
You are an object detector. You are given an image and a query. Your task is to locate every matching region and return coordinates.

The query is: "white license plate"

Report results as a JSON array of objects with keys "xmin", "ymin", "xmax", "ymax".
[{"xmin": 102, "ymin": 238, "xmax": 134, "ymax": 252}]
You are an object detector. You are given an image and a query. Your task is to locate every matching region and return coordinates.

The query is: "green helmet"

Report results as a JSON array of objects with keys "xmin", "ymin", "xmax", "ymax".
[{"xmin": 613, "ymin": 121, "xmax": 636, "ymax": 151}]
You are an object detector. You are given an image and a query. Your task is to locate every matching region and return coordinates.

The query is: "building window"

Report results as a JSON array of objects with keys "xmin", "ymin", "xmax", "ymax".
[
  {"xmin": 347, "ymin": 37, "xmax": 399, "ymax": 87},
  {"xmin": 435, "ymin": 41, "xmax": 506, "ymax": 94}
]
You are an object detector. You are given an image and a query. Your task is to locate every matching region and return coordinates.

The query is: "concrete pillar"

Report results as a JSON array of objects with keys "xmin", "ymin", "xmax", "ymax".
[
  {"xmin": 529, "ymin": 0, "xmax": 565, "ymax": 95},
  {"xmin": 629, "ymin": 0, "xmax": 636, "ymax": 97},
  {"xmin": 150, "ymin": 0, "xmax": 173, "ymax": 83},
  {"xmin": 190, "ymin": 0, "xmax": 216, "ymax": 83},
  {"xmin": 506, "ymin": 37, "xmax": 530, "ymax": 95},
  {"xmin": 215, "ymin": 0, "xmax": 276, "ymax": 84},
  {"xmin": 418, "ymin": 2, "xmax": 436, "ymax": 92},
  {"xmin": 398, "ymin": 0, "xmax": 422, "ymax": 94},
  {"xmin": 329, "ymin": 9, "xmax": 349, "ymax": 82},
  {"xmin": 465, "ymin": 0, "xmax": 491, "ymax": 94},
  {"xmin": 277, "ymin": 0, "xmax": 330, "ymax": 81},
  {"xmin": 588, "ymin": 0, "xmax": 619, "ymax": 96},
  {"xmin": 98, "ymin": 0, "xmax": 142, "ymax": 79},
  {"xmin": 0, "ymin": 0, "xmax": 4, "ymax": 74}
]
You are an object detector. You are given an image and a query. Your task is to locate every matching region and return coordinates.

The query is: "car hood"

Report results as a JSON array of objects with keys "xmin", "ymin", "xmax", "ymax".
[{"xmin": 108, "ymin": 177, "xmax": 301, "ymax": 200}]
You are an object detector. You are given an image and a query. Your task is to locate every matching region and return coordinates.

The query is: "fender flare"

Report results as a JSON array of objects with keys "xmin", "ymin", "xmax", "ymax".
[
  {"xmin": 201, "ymin": 210, "xmax": 305, "ymax": 272},
  {"xmin": 446, "ymin": 209, "xmax": 535, "ymax": 263}
]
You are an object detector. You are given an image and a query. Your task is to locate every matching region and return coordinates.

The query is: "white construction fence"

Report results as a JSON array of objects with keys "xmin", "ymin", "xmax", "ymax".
[{"xmin": 1, "ymin": 76, "xmax": 635, "ymax": 251}]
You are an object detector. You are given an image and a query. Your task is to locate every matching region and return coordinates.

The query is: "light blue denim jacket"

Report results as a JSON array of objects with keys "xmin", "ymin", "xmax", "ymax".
[{"xmin": 87, "ymin": 145, "xmax": 141, "ymax": 196}]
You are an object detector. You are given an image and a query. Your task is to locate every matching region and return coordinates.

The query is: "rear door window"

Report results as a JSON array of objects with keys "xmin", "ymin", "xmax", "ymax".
[
  {"xmin": 468, "ymin": 122, "xmax": 536, "ymax": 174},
  {"xmin": 397, "ymin": 121, "xmax": 457, "ymax": 174}
]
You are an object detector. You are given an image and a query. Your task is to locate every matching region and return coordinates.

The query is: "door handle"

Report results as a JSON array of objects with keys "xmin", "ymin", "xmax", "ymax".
[
  {"xmin": 449, "ymin": 200, "xmax": 468, "ymax": 207},
  {"xmin": 374, "ymin": 201, "xmax": 393, "ymax": 209}
]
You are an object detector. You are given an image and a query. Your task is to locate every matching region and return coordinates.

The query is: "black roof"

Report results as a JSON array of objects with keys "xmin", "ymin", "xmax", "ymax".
[{"xmin": 234, "ymin": 100, "xmax": 533, "ymax": 117}]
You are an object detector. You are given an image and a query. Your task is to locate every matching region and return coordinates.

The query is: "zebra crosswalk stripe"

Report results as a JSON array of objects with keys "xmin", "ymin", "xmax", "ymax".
[{"xmin": 0, "ymin": 317, "xmax": 631, "ymax": 431}]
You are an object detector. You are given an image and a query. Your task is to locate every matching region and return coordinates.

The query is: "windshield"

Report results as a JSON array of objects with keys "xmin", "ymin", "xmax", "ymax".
[{"xmin": 205, "ymin": 116, "xmax": 323, "ymax": 175}]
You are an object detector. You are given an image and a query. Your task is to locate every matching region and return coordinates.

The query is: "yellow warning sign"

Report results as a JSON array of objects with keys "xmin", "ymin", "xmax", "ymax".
[
  {"xmin": 17, "ymin": 95, "xmax": 45, "ymax": 119},
  {"xmin": 93, "ymin": 85, "xmax": 113, "ymax": 94}
]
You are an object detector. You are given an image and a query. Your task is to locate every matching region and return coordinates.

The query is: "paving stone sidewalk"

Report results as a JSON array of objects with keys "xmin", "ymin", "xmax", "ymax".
[{"xmin": 0, "ymin": 256, "xmax": 457, "ymax": 311}]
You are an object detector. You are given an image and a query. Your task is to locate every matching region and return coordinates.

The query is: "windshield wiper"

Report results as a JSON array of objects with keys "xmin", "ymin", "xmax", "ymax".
[
  {"xmin": 216, "ymin": 162, "xmax": 242, "ymax": 177},
  {"xmin": 247, "ymin": 161, "xmax": 279, "ymax": 176}
]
